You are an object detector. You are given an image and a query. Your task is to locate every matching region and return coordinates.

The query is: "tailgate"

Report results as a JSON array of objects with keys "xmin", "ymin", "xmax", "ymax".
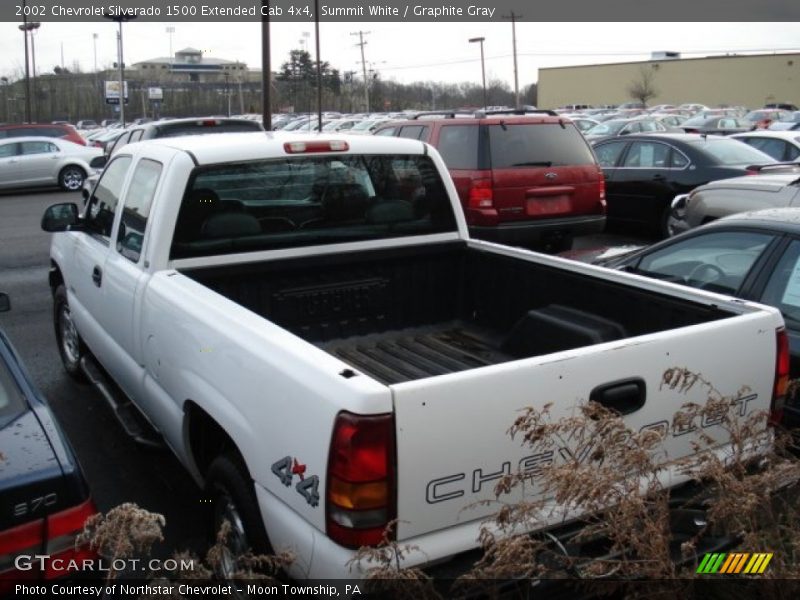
[
  {"xmin": 392, "ymin": 314, "xmax": 777, "ymax": 540},
  {"xmin": 492, "ymin": 164, "xmax": 602, "ymax": 220}
]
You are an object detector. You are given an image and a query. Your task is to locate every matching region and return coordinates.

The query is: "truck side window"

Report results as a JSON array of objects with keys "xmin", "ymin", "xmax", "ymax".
[
  {"xmin": 85, "ymin": 156, "xmax": 131, "ymax": 242},
  {"xmin": 117, "ymin": 159, "xmax": 162, "ymax": 263}
]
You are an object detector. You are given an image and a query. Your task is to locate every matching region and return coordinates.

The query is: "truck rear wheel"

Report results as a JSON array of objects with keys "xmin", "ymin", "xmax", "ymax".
[
  {"xmin": 207, "ymin": 453, "xmax": 273, "ymax": 578},
  {"xmin": 54, "ymin": 284, "xmax": 87, "ymax": 381}
]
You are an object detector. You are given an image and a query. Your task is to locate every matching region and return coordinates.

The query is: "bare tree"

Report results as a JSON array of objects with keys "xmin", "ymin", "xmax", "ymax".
[{"xmin": 627, "ymin": 66, "xmax": 659, "ymax": 107}]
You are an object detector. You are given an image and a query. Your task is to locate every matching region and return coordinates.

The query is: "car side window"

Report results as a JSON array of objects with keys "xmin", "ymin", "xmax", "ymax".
[
  {"xmin": 19, "ymin": 141, "xmax": 56, "ymax": 155},
  {"xmin": 129, "ymin": 130, "xmax": 144, "ymax": 143},
  {"xmin": 85, "ymin": 156, "xmax": 132, "ymax": 241},
  {"xmin": 0, "ymin": 143, "xmax": 18, "ymax": 158},
  {"xmin": 436, "ymin": 125, "xmax": 479, "ymax": 169},
  {"xmin": 760, "ymin": 239, "xmax": 800, "ymax": 328},
  {"xmin": 397, "ymin": 125, "xmax": 428, "ymax": 140},
  {"xmin": 374, "ymin": 127, "xmax": 397, "ymax": 137},
  {"xmin": 623, "ymin": 141, "xmax": 670, "ymax": 168},
  {"xmin": 594, "ymin": 141, "xmax": 627, "ymax": 168},
  {"xmin": 670, "ymin": 148, "xmax": 690, "ymax": 168},
  {"xmin": 117, "ymin": 159, "xmax": 162, "ymax": 263}
]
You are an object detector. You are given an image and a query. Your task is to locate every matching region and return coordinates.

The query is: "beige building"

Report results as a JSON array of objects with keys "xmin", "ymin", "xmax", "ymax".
[
  {"xmin": 538, "ymin": 53, "xmax": 799, "ymax": 109},
  {"xmin": 131, "ymin": 48, "xmax": 255, "ymax": 83}
]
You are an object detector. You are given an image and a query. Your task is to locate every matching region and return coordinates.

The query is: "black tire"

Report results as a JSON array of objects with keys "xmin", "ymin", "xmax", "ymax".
[
  {"xmin": 58, "ymin": 165, "xmax": 86, "ymax": 192},
  {"xmin": 53, "ymin": 284, "xmax": 87, "ymax": 382},
  {"xmin": 207, "ymin": 453, "xmax": 272, "ymax": 577}
]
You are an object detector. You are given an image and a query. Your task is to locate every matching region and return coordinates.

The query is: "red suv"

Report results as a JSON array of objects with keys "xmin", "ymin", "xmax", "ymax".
[
  {"xmin": 374, "ymin": 110, "xmax": 606, "ymax": 250},
  {"xmin": 0, "ymin": 123, "xmax": 86, "ymax": 146}
]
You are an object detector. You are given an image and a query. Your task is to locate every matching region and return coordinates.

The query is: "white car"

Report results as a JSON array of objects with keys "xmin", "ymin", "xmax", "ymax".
[
  {"xmin": 731, "ymin": 130, "xmax": 800, "ymax": 163},
  {"xmin": 0, "ymin": 136, "xmax": 101, "ymax": 191}
]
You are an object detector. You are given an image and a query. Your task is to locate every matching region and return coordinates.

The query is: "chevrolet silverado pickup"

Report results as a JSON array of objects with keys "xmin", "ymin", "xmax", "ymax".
[{"xmin": 40, "ymin": 132, "xmax": 787, "ymax": 580}]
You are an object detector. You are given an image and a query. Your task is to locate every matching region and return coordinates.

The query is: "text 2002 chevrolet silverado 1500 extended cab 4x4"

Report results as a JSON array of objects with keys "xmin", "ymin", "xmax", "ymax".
[{"xmin": 40, "ymin": 133, "xmax": 787, "ymax": 580}]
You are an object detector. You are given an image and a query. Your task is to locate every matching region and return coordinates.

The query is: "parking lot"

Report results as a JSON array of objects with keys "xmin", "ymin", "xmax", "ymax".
[
  {"xmin": 0, "ymin": 189, "xmax": 207, "ymax": 558},
  {"xmin": 0, "ymin": 186, "xmax": 650, "ymax": 558}
]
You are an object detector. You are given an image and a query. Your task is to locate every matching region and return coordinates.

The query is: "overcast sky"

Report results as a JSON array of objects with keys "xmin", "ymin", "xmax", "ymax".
[{"xmin": 1, "ymin": 21, "xmax": 799, "ymax": 88}]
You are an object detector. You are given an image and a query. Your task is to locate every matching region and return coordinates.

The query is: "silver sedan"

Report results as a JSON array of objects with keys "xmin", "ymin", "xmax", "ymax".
[{"xmin": 0, "ymin": 136, "xmax": 102, "ymax": 191}]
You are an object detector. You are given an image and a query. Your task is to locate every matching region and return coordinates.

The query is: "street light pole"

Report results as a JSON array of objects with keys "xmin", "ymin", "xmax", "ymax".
[
  {"xmin": 468, "ymin": 37, "xmax": 487, "ymax": 110},
  {"xmin": 20, "ymin": 0, "xmax": 32, "ymax": 123}
]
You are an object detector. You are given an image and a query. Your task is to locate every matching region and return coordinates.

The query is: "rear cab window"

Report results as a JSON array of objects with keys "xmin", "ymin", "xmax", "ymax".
[{"xmin": 170, "ymin": 153, "xmax": 457, "ymax": 259}]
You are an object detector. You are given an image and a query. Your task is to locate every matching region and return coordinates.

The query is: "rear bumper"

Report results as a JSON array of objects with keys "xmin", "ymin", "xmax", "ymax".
[{"xmin": 469, "ymin": 214, "xmax": 606, "ymax": 245}]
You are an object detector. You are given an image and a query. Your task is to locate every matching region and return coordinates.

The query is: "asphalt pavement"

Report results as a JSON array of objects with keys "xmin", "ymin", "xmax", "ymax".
[
  {"xmin": 0, "ymin": 188, "xmax": 207, "ymax": 560},
  {"xmin": 0, "ymin": 188, "xmax": 651, "ymax": 560}
]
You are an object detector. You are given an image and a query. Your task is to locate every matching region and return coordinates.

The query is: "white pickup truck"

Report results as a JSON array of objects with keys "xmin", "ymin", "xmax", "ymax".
[{"xmin": 41, "ymin": 133, "xmax": 787, "ymax": 580}]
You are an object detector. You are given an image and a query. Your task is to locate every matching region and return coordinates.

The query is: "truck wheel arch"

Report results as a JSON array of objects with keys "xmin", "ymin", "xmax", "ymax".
[
  {"xmin": 184, "ymin": 400, "xmax": 243, "ymax": 483},
  {"xmin": 49, "ymin": 260, "xmax": 64, "ymax": 294}
]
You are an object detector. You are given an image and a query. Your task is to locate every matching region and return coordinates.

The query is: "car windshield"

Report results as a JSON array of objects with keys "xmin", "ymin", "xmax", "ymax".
[
  {"xmin": 692, "ymin": 138, "xmax": 776, "ymax": 165},
  {"xmin": 586, "ymin": 120, "xmax": 627, "ymax": 136},
  {"xmin": 351, "ymin": 120, "xmax": 379, "ymax": 131},
  {"xmin": 632, "ymin": 230, "xmax": 773, "ymax": 295},
  {"xmin": 171, "ymin": 154, "xmax": 458, "ymax": 259},
  {"xmin": 682, "ymin": 115, "xmax": 713, "ymax": 127}
]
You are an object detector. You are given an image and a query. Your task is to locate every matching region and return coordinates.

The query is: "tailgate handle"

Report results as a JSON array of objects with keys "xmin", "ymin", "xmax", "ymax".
[{"xmin": 590, "ymin": 378, "xmax": 646, "ymax": 415}]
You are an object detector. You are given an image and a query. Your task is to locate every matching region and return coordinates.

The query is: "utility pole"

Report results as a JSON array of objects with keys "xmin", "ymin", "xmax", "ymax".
[
  {"xmin": 261, "ymin": 1, "xmax": 272, "ymax": 129},
  {"xmin": 350, "ymin": 30, "xmax": 370, "ymax": 113},
  {"xmin": 502, "ymin": 12, "xmax": 521, "ymax": 109},
  {"xmin": 313, "ymin": 0, "xmax": 322, "ymax": 130},
  {"xmin": 93, "ymin": 33, "xmax": 98, "ymax": 74}
]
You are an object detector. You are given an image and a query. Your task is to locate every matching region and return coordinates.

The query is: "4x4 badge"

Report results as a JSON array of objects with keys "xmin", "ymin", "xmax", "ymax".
[
  {"xmin": 545, "ymin": 172, "xmax": 558, "ymax": 179},
  {"xmin": 271, "ymin": 455, "xmax": 320, "ymax": 507}
]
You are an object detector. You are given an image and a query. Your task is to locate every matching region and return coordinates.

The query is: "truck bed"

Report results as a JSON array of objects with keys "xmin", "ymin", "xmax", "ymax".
[
  {"xmin": 319, "ymin": 321, "xmax": 512, "ymax": 384},
  {"xmin": 180, "ymin": 241, "xmax": 733, "ymax": 384}
]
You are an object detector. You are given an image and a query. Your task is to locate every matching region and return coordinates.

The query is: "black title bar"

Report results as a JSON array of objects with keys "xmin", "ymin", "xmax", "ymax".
[{"xmin": 6, "ymin": 0, "xmax": 800, "ymax": 22}]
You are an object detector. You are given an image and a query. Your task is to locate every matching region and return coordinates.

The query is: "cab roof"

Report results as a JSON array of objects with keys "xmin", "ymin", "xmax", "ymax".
[{"xmin": 129, "ymin": 132, "xmax": 429, "ymax": 166}]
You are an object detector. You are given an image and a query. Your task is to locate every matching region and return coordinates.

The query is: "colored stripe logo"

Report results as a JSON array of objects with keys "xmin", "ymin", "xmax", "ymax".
[{"xmin": 697, "ymin": 552, "xmax": 773, "ymax": 574}]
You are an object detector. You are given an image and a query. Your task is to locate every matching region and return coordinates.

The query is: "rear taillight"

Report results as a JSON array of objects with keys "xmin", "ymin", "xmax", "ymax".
[
  {"xmin": 327, "ymin": 412, "xmax": 395, "ymax": 548},
  {"xmin": 467, "ymin": 178, "xmax": 494, "ymax": 209},
  {"xmin": 770, "ymin": 328, "xmax": 790, "ymax": 427},
  {"xmin": 43, "ymin": 499, "xmax": 98, "ymax": 579},
  {"xmin": 0, "ymin": 498, "xmax": 98, "ymax": 587}
]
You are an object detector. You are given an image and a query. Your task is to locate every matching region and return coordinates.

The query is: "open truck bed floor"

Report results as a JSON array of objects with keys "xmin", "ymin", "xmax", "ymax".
[{"xmin": 318, "ymin": 321, "xmax": 513, "ymax": 385}]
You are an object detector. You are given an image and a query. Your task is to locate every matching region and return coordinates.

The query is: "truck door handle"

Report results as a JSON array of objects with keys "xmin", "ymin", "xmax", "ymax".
[
  {"xmin": 590, "ymin": 378, "xmax": 646, "ymax": 415},
  {"xmin": 92, "ymin": 266, "xmax": 102, "ymax": 287}
]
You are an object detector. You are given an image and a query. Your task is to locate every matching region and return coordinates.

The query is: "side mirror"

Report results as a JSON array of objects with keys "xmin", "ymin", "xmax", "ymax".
[
  {"xmin": 0, "ymin": 293, "xmax": 9, "ymax": 313},
  {"xmin": 42, "ymin": 203, "xmax": 80, "ymax": 232},
  {"xmin": 90, "ymin": 155, "xmax": 107, "ymax": 169}
]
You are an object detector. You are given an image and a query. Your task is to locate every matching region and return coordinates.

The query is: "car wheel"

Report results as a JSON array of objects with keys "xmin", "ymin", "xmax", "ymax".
[
  {"xmin": 59, "ymin": 165, "xmax": 86, "ymax": 192},
  {"xmin": 53, "ymin": 284, "xmax": 87, "ymax": 381},
  {"xmin": 207, "ymin": 453, "xmax": 273, "ymax": 580}
]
